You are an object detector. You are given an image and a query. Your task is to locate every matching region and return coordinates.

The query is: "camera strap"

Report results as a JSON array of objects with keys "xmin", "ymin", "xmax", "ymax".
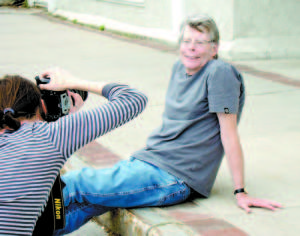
[{"xmin": 32, "ymin": 174, "xmax": 66, "ymax": 235}]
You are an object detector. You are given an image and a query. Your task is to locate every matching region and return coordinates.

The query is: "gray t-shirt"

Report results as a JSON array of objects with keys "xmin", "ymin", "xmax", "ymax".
[{"xmin": 133, "ymin": 59, "xmax": 245, "ymax": 197}]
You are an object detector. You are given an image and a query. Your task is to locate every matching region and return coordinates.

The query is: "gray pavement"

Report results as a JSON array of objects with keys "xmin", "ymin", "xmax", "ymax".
[{"xmin": 1, "ymin": 7, "xmax": 300, "ymax": 236}]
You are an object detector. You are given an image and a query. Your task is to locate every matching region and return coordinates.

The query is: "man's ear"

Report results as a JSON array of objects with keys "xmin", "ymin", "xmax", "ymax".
[{"xmin": 211, "ymin": 43, "xmax": 219, "ymax": 58}]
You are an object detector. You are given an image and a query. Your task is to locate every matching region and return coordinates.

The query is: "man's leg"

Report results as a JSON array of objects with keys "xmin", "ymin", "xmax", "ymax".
[
  {"xmin": 53, "ymin": 201, "xmax": 112, "ymax": 236},
  {"xmin": 54, "ymin": 158, "xmax": 191, "ymax": 235}
]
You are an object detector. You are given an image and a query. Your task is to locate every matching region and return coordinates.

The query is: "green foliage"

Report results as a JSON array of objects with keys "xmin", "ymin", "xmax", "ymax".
[
  {"xmin": 23, "ymin": 0, "xmax": 29, "ymax": 8},
  {"xmin": 99, "ymin": 25, "xmax": 105, "ymax": 31}
]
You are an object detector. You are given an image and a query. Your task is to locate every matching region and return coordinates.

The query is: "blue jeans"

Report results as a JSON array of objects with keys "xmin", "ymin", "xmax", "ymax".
[{"xmin": 54, "ymin": 158, "xmax": 191, "ymax": 235}]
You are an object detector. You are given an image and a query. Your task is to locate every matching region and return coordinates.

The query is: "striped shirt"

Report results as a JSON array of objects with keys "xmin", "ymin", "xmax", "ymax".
[{"xmin": 0, "ymin": 84, "xmax": 147, "ymax": 235}]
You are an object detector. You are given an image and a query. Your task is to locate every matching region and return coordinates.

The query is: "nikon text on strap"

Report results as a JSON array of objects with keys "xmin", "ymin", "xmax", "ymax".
[{"xmin": 32, "ymin": 174, "xmax": 65, "ymax": 236}]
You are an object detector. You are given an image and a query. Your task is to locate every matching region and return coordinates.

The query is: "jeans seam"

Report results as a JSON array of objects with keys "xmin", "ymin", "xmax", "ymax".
[
  {"xmin": 65, "ymin": 202, "xmax": 91, "ymax": 216},
  {"xmin": 68, "ymin": 180, "xmax": 179, "ymax": 199}
]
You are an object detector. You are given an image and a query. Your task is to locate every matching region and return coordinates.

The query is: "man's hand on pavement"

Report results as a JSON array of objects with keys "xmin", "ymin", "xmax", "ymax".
[{"xmin": 236, "ymin": 193, "xmax": 283, "ymax": 213}]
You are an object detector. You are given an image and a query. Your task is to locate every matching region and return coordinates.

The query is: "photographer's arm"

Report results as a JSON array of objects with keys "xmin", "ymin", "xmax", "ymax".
[{"xmin": 41, "ymin": 68, "xmax": 148, "ymax": 159}]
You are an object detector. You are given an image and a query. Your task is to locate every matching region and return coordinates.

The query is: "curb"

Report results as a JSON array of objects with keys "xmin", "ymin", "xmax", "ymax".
[
  {"xmin": 96, "ymin": 204, "xmax": 248, "ymax": 236},
  {"xmin": 63, "ymin": 141, "xmax": 248, "ymax": 236}
]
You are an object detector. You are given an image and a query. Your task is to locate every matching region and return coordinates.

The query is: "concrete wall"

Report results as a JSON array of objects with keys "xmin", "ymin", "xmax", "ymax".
[
  {"xmin": 234, "ymin": 0, "xmax": 300, "ymax": 38},
  {"xmin": 0, "ymin": 0, "xmax": 15, "ymax": 5},
  {"xmin": 28, "ymin": 0, "xmax": 47, "ymax": 7},
  {"xmin": 184, "ymin": 0, "xmax": 234, "ymax": 41},
  {"xmin": 227, "ymin": 0, "xmax": 300, "ymax": 59},
  {"xmin": 40, "ymin": 0, "xmax": 299, "ymax": 60},
  {"xmin": 57, "ymin": 0, "xmax": 173, "ymax": 31}
]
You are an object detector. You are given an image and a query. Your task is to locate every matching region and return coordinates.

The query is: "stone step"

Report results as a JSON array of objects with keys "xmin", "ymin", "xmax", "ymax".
[{"xmin": 68, "ymin": 220, "xmax": 109, "ymax": 236}]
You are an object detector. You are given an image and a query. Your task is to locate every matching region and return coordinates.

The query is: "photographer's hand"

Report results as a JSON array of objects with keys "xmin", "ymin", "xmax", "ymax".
[
  {"xmin": 38, "ymin": 68, "xmax": 80, "ymax": 91},
  {"xmin": 68, "ymin": 90, "xmax": 84, "ymax": 114},
  {"xmin": 39, "ymin": 68, "xmax": 107, "ymax": 96}
]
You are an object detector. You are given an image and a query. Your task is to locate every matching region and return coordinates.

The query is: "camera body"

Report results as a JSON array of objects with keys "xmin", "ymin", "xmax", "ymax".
[{"xmin": 35, "ymin": 76, "xmax": 88, "ymax": 122}]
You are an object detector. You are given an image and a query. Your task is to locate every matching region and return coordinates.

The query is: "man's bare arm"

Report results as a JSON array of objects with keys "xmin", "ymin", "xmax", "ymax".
[{"xmin": 217, "ymin": 113, "xmax": 282, "ymax": 213}]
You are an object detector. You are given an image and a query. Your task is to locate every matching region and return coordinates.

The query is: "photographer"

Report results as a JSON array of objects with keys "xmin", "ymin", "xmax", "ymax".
[{"xmin": 0, "ymin": 68, "xmax": 148, "ymax": 236}]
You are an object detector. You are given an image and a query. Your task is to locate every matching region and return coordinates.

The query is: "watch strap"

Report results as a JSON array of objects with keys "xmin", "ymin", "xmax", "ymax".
[{"xmin": 234, "ymin": 188, "xmax": 247, "ymax": 195}]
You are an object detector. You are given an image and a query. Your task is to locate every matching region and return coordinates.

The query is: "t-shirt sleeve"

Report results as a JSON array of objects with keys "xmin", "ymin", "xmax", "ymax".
[
  {"xmin": 207, "ymin": 64, "xmax": 241, "ymax": 114},
  {"xmin": 47, "ymin": 83, "xmax": 148, "ymax": 158}
]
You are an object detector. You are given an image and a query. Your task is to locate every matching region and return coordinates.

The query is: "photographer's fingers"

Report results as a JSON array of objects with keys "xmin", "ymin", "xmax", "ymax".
[
  {"xmin": 38, "ymin": 68, "xmax": 60, "ymax": 90},
  {"xmin": 38, "ymin": 68, "xmax": 70, "ymax": 91},
  {"xmin": 39, "ymin": 67, "xmax": 60, "ymax": 81},
  {"xmin": 40, "ymin": 69, "xmax": 53, "ymax": 78}
]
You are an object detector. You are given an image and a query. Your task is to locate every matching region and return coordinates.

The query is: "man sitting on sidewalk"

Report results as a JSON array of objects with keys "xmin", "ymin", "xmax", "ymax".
[{"xmin": 53, "ymin": 14, "xmax": 282, "ymax": 235}]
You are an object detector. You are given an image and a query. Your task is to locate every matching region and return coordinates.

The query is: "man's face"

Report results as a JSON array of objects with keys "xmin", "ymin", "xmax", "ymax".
[{"xmin": 180, "ymin": 25, "xmax": 218, "ymax": 75}]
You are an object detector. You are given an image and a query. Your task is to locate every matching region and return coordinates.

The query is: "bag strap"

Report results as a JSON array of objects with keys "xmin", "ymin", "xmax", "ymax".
[{"xmin": 32, "ymin": 174, "xmax": 65, "ymax": 235}]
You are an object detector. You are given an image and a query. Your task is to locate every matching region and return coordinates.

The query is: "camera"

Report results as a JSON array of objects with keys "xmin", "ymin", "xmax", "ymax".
[{"xmin": 35, "ymin": 75, "xmax": 88, "ymax": 122}]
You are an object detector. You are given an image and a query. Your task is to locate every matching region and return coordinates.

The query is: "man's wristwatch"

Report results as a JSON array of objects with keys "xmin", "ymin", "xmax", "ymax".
[{"xmin": 234, "ymin": 188, "xmax": 247, "ymax": 195}]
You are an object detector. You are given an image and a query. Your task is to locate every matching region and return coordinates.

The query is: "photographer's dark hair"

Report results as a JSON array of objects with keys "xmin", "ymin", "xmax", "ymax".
[{"xmin": 0, "ymin": 75, "xmax": 42, "ymax": 131}]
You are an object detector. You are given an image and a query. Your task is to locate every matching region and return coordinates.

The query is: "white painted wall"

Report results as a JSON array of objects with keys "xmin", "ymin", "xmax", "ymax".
[
  {"xmin": 56, "ymin": 0, "xmax": 173, "ymax": 30},
  {"xmin": 233, "ymin": 0, "xmax": 300, "ymax": 38},
  {"xmin": 184, "ymin": 0, "xmax": 235, "ymax": 41},
  {"xmin": 28, "ymin": 0, "xmax": 47, "ymax": 8},
  {"xmin": 178, "ymin": 0, "xmax": 300, "ymax": 59},
  {"xmin": 32, "ymin": 0, "xmax": 300, "ymax": 59},
  {"xmin": 0, "ymin": 0, "xmax": 15, "ymax": 5}
]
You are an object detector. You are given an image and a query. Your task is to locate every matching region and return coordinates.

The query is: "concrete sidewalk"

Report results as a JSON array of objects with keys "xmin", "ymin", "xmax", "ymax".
[{"xmin": 1, "ymin": 7, "xmax": 299, "ymax": 236}]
